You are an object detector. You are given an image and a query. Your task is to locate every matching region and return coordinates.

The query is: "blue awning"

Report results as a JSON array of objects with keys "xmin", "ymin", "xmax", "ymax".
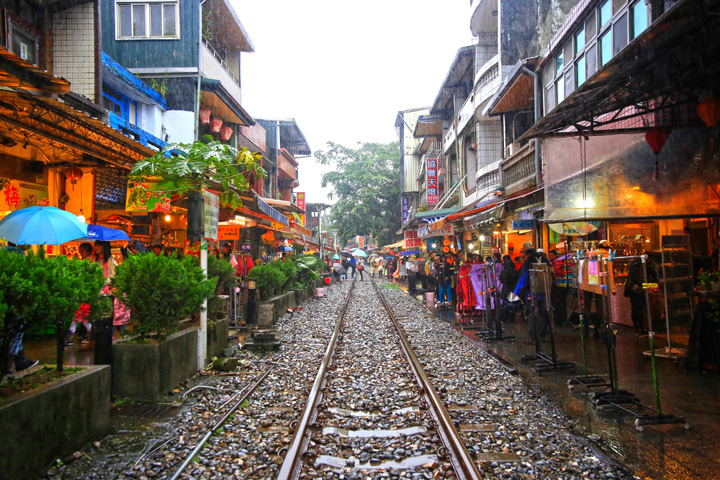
[{"xmin": 253, "ymin": 191, "xmax": 288, "ymax": 226}]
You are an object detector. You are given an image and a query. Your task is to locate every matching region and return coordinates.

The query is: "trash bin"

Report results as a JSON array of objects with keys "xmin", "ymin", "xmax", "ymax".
[
  {"xmin": 425, "ymin": 292, "xmax": 434, "ymax": 308},
  {"xmin": 94, "ymin": 294, "xmax": 114, "ymax": 365},
  {"xmin": 324, "ymin": 276, "xmax": 331, "ymax": 285}
]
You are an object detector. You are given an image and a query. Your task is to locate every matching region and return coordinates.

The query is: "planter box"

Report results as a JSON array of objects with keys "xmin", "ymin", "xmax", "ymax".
[
  {"xmin": 0, "ymin": 365, "xmax": 110, "ymax": 479},
  {"xmin": 207, "ymin": 318, "xmax": 229, "ymax": 361},
  {"xmin": 112, "ymin": 327, "xmax": 198, "ymax": 402}
]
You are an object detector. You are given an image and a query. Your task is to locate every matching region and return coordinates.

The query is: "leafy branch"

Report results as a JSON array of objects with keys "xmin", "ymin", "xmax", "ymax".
[{"xmin": 128, "ymin": 136, "xmax": 266, "ymax": 209}]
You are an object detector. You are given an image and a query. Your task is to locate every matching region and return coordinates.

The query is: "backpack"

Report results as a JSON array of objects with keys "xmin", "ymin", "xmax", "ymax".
[{"xmin": 358, "ymin": 263, "xmax": 364, "ymax": 271}]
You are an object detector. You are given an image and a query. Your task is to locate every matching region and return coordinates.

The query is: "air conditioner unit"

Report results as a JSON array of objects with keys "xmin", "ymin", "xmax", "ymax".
[{"xmin": 505, "ymin": 143, "xmax": 516, "ymax": 157}]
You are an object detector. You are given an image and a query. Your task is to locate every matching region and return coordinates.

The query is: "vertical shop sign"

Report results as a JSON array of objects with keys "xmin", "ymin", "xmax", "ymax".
[
  {"xmin": 296, "ymin": 192, "xmax": 306, "ymax": 210},
  {"xmin": 401, "ymin": 197, "xmax": 410, "ymax": 224},
  {"xmin": 203, "ymin": 190, "xmax": 220, "ymax": 241},
  {"xmin": 426, "ymin": 158, "xmax": 438, "ymax": 204}
]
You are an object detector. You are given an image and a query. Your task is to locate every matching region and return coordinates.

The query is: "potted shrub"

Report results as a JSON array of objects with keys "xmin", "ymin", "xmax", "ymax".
[
  {"xmin": 206, "ymin": 254, "xmax": 237, "ymax": 322},
  {"xmin": 111, "ymin": 253, "xmax": 216, "ymax": 341}
]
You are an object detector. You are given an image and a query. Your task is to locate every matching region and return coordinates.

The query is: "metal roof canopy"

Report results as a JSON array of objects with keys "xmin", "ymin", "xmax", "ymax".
[
  {"xmin": 413, "ymin": 114, "xmax": 444, "ymax": 138},
  {"xmin": 0, "ymin": 89, "xmax": 155, "ymax": 168},
  {"xmin": 521, "ymin": 0, "xmax": 720, "ymax": 140},
  {"xmin": 484, "ymin": 57, "xmax": 538, "ymax": 116},
  {"xmin": 201, "ymin": 77, "xmax": 254, "ymax": 126},
  {"xmin": 257, "ymin": 118, "xmax": 311, "ymax": 157},
  {"xmin": 0, "ymin": 46, "xmax": 70, "ymax": 94},
  {"xmin": 205, "ymin": 0, "xmax": 255, "ymax": 52},
  {"xmin": 430, "ymin": 46, "xmax": 475, "ymax": 116}
]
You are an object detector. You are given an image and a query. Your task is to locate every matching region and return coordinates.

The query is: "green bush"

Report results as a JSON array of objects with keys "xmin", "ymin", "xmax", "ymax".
[
  {"xmin": 112, "ymin": 253, "xmax": 216, "ymax": 341},
  {"xmin": 248, "ymin": 263, "xmax": 287, "ymax": 301},
  {"xmin": 188, "ymin": 255, "xmax": 238, "ymax": 322},
  {"xmin": 0, "ymin": 250, "xmax": 105, "ymax": 372}
]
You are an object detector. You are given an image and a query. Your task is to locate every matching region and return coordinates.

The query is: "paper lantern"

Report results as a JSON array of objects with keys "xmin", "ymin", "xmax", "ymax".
[
  {"xmin": 219, "ymin": 125, "xmax": 233, "ymax": 141},
  {"xmin": 211, "ymin": 117, "xmax": 223, "ymax": 133},
  {"xmin": 64, "ymin": 166, "xmax": 83, "ymax": 182},
  {"xmin": 644, "ymin": 127, "xmax": 670, "ymax": 154},
  {"xmin": 697, "ymin": 96, "xmax": 720, "ymax": 128},
  {"xmin": 199, "ymin": 109, "xmax": 211, "ymax": 124}
]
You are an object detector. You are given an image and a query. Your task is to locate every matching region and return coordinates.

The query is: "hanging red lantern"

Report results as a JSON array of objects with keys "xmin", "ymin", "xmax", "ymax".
[
  {"xmin": 697, "ymin": 96, "xmax": 720, "ymax": 128},
  {"xmin": 199, "ymin": 109, "xmax": 211, "ymax": 124},
  {"xmin": 219, "ymin": 125, "xmax": 233, "ymax": 141},
  {"xmin": 64, "ymin": 166, "xmax": 83, "ymax": 189},
  {"xmin": 644, "ymin": 127, "xmax": 670, "ymax": 154},
  {"xmin": 210, "ymin": 117, "xmax": 223, "ymax": 133}
]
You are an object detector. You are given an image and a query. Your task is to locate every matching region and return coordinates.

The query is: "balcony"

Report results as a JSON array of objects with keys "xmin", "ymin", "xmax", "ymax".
[
  {"xmin": 501, "ymin": 142, "xmax": 536, "ymax": 196},
  {"xmin": 474, "ymin": 54, "xmax": 501, "ymax": 105},
  {"xmin": 201, "ymin": 37, "xmax": 242, "ymax": 104}
]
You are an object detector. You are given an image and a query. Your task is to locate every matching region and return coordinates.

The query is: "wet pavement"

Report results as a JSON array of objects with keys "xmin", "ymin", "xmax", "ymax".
[{"xmin": 408, "ymin": 288, "xmax": 720, "ymax": 480}]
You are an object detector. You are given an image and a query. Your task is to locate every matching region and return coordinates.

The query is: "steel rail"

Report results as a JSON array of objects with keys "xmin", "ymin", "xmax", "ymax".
[
  {"xmin": 169, "ymin": 366, "xmax": 275, "ymax": 480},
  {"xmin": 371, "ymin": 278, "xmax": 483, "ymax": 480},
  {"xmin": 277, "ymin": 279, "xmax": 357, "ymax": 480}
]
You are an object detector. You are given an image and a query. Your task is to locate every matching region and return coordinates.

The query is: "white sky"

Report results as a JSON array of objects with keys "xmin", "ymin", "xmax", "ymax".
[{"xmin": 233, "ymin": 1, "xmax": 473, "ymax": 204}]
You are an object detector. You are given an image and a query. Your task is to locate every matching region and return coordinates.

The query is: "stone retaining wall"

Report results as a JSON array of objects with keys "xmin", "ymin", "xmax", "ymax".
[{"xmin": 0, "ymin": 365, "xmax": 111, "ymax": 479}]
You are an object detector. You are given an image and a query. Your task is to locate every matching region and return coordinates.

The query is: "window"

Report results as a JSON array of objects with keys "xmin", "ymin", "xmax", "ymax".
[
  {"xmin": 556, "ymin": 77, "xmax": 565, "ymax": 104},
  {"xmin": 600, "ymin": 0, "xmax": 612, "ymax": 27},
  {"xmin": 600, "ymin": 31, "xmax": 612, "ymax": 66},
  {"xmin": 586, "ymin": 44, "xmax": 598, "ymax": 78},
  {"xmin": 117, "ymin": 1, "xmax": 178, "ymax": 39},
  {"xmin": 575, "ymin": 27, "xmax": 586, "ymax": 53},
  {"xmin": 576, "ymin": 55, "xmax": 586, "ymax": 87},
  {"xmin": 565, "ymin": 68, "xmax": 575, "ymax": 96},
  {"xmin": 555, "ymin": 52, "xmax": 564, "ymax": 77},
  {"xmin": 102, "ymin": 84, "xmax": 138, "ymax": 124},
  {"xmin": 585, "ymin": 11, "xmax": 597, "ymax": 39},
  {"xmin": 9, "ymin": 22, "xmax": 38, "ymax": 65},
  {"xmin": 631, "ymin": 0, "xmax": 648, "ymax": 39},
  {"xmin": 613, "ymin": 12, "xmax": 629, "ymax": 55}
]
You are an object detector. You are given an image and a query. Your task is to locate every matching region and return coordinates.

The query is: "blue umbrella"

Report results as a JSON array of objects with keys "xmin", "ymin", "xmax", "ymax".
[
  {"xmin": 0, "ymin": 206, "xmax": 87, "ymax": 245},
  {"xmin": 84, "ymin": 224, "xmax": 130, "ymax": 242},
  {"xmin": 278, "ymin": 245, "xmax": 293, "ymax": 252},
  {"xmin": 332, "ymin": 254, "xmax": 340, "ymax": 260}
]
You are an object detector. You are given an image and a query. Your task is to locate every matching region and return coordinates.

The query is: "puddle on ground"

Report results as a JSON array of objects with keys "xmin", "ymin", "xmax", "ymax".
[
  {"xmin": 315, "ymin": 454, "xmax": 439, "ymax": 470},
  {"xmin": 327, "ymin": 406, "xmax": 420, "ymax": 417},
  {"xmin": 322, "ymin": 425, "xmax": 428, "ymax": 437}
]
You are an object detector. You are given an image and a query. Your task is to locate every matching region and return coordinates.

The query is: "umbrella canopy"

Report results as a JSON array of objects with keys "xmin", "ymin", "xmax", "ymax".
[
  {"xmin": 278, "ymin": 245, "xmax": 293, "ymax": 252},
  {"xmin": 339, "ymin": 251, "xmax": 353, "ymax": 258},
  {"xmin": 0, "ymin": 206, "xmax": 87, "ymax": 245},
  {"xmin": 332, "ymin": 254, "xmax": 340, "ymax": 259},
  {"xmin": 353, "ymin": 249, "xmax": 367, "ymax": 257},
  {"xmin": 84, "ymin": 224, "xmax": 130, "ymax": 242}
]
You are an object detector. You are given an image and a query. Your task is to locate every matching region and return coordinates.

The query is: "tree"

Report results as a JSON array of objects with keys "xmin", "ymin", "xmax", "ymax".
[{"xmin": 316, "ymin": 141, "xmax": 402, "ymax": 248}]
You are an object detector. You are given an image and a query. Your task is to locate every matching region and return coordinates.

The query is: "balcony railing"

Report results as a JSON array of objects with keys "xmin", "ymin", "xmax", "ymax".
[
  {"xmin": 201, "ymin": 37, "xmax": 242, "ymax": 103},
  {"xmin": 501, "ymin": 143, "xmax": 536, "ymax": 190}
]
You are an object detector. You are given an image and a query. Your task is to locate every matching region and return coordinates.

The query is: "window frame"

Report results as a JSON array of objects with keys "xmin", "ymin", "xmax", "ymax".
[
  {"xmin": 8, "ymin": 20, "xmax": 40, "ymax": 66},
  {"xmin": 116, "ymin": 1, "xmax": 180, "ymax": 41},
  {"xmin": 102, "ymin": 84, "xmax": 138, "ymax": 124}
]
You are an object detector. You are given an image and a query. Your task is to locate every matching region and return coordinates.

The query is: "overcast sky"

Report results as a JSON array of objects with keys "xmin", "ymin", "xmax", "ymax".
[{"xmin": 233, "ymin": 1, "xmax": 473, "ymax": 204}]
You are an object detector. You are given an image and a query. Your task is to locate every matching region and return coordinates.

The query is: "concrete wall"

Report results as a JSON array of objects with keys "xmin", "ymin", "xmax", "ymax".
[
  {"xmin": 207, "ymin": 319, "xmax": 229, "ymax": 362},
  {"xmin": 112, "ymin": 328, "xmax": 198, "ymax": 402},
  {"xmin": 0, "ymin": 366, "xmax": 110, "ymax": 479},
  {"xmin": 164, "ymin": 110, "xmax": 195, "ymax": 144}
]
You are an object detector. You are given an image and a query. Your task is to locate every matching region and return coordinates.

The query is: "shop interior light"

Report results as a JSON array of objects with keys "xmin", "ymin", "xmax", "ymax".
[
  {"xmin": 77, "ymin": 210, "xmax": 86, "ymax": 223},
  {"xmin": 164, "ymin": 214, "xmax": 171, "ymax": 222},
  {"xmin": 493, "ymin": 231, "xmax": 500, "ymax": 235},
  {"xmin": 632, "ymin": 186, "xmax": 641, "ymax": 190},
  {"xmin": 479, "ymin": 235, "xmax": 486, "ymax": 242}
]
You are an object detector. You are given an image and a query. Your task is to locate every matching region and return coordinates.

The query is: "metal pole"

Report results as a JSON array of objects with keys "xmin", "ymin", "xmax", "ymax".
[
  {"xmin": 661, "ymin": 245, "xmax": 672, "ymax": 353},
  {"xmin": 577, "ymin": 250, "xmax": 589, "ymax": 375},
  {"xmin": 642, "ymin": 255, "xmax": 662, "ymax": 414}
]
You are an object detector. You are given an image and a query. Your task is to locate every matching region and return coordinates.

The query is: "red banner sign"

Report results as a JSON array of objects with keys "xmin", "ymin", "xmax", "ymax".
[
  {"xmin": 404, "ymin": 230, "xmax": 422, "ymax": 248},
  {"xmin": 296, "ymin": 192, "xmax": 305, "ymax": 210},
  {"xmin": 427, "ymin": 158, "xmax": 438, "ymax": 204},
  {"xmin": 218, "ymin": 225, "xmax": 241, "ymax": 240}
]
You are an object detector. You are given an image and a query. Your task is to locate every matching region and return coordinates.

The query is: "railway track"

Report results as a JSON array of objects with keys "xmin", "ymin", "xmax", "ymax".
[{"xmin": 278, "ymin": 278, "xmax": 482, "ymax": 479}]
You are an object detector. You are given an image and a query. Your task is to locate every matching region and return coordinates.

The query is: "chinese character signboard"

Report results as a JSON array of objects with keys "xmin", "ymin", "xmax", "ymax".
[
  {"xmin": 204, "ymin": 190, "xmax": 220, "ymax": 241},
  {"xmin": 0, "ymin": 179, "xmax": 49, "ymax": 211},
  {"xmin": 218, "ymin": 225, "xmax": 240, "ymax": 240},
  {"xmin": 426, "ymin": 158, "xmax": 438, "ymax": 204},
  {"xmin": 404, "ymin": 230, "xmax": 422, "ymax": 248},
  {"xmin": 402, "ymin": 197, "xmax": 410, "ymax": 224},
  {"xmin": 239, "ymin": 243, "xmax": 252, "ymax": 252},
  {"xmin": 418, "ymin": 223, "xmax": 454, "ymax": 238},
  {"xmin": 296, "ymin": 192, "xmax": 305, "ymax": 210},
  {"xmin": 511, "ymin": 219, "xmax": 535, "ymax": 231}
]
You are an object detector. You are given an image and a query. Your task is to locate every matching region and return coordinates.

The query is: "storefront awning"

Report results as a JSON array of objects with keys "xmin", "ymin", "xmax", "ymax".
[
  {"xmin": 415, "ymin": 206, "xmax": 462, "ymax": 222},
  {"xmin": 382, "ymin": 239, "xmax": 405, "ymax": 249},
  {"xmin": 0, "ymin": 89, "xmax": 156, "ymax": 168},
  {"xmin": 201, "ymin": 78, "xmax": 254, "ymax": 126},
  {"xmin": 252, "ymin": 190, "xmax": 289, "ymax": 226}
]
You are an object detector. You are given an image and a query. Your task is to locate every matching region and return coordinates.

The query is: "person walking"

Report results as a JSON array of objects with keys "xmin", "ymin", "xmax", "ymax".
[
  {"xmin": 349, "ymin": 255, "xmax": 357, "ymax": 278},
  {"xmin": 357, "ymin": 260, "xmax": 365, "ymax": 281},
  {"xmin": 437, "ymin": 255, "xmax": 453, "ymax": 306},
  {"xmin": 513, "ymin": 249, "xmax": 548, "ymax": 344}
]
